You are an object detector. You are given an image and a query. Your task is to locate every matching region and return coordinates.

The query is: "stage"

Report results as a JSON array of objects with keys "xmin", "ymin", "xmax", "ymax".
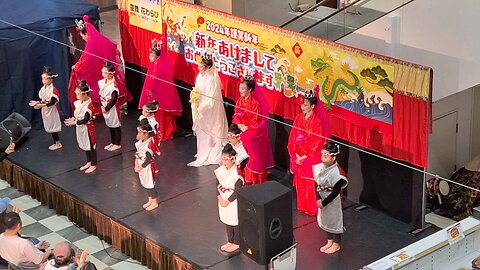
[{"xmin": 0, "ymin": 112, "xmax": 438, "ymax": 270}]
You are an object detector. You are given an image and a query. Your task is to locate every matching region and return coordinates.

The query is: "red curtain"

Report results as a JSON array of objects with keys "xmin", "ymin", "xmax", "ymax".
[{"xmin": 118, "ymin": 10, "xmax": 430, "ymax": 168}]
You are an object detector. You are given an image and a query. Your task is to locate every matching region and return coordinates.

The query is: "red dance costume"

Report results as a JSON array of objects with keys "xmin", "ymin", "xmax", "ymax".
[
  {"xmin": 139, "ymin": 39, "xmax": 182, "ymax": 141},
  {"xmin": 233, "ymin": 94, "xmax": 274, "ymax": 184},
  {"xmin": 288, "ymin": 112, "xmax": 326, "ymax": 215},
  {"xmin": 68, "ymin": 15, "xmax": 131, "ymax": 115}
]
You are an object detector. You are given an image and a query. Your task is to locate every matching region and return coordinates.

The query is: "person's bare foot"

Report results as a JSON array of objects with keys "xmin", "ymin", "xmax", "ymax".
[
  {"xmin": 225, "ymin": 244, "xmax": 239, "ymax": 253},
  {"xmin": 320, "ymin": 240, "xmax": 333, "ymax": 252},
  {"xmin": 220, "ymin": 243, "xmax": 232, "ymax": 251},
  {"xmin": 145, "ymin": 201, "xmax": 158, "ymax": 211},
  {"xmin": 324, "ymin": 243, "xmax": 341, "ymax": 254},
  {"xmin": 84, "ymin": 166, "xmax": 96, "ymax": 174},
  {"xmin": 143, "ymin": 200, "xmax": 152, "ymax": 209},
  {"xmin": 80, "ymin": 163, "xmax": 91, "ymax": 171}
]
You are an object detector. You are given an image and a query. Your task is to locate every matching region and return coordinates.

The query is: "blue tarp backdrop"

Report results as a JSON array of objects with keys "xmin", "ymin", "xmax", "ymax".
[{"xmin": 0, "ymin": 0, "xmax": 99, "ymax": 128}]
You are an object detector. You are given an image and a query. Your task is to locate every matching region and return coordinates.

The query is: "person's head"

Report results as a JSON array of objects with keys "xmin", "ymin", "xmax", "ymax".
[
  {"xmin": 221, "ymin": 144, "xmax": 237, "ymax": 169},
  {"xmin": 199, "ymin": 52, "xmax": 213, "ymax": 73},
  {"xmin": 149, "ymin": 40, "xmax": 161, "ymax": 62},
  {"xmin": 142, "ymin": 100, "xmax": 159, "ymax": 117},
  {"xmin": 227, "ymin": 124, "xmax": 241, "ymax": 144},
  {"xmin": 101, "ymin": 61, "xmax": 115, "ymax": 80},
  {"xmin": 321, "ymin": 141, "xmax": 340, "ymax": 167},
  {"xmin": 52, "ymin": 242, "xmax": 73, "ymax": 267},
  {"xmin": 41, "ymin": 66, "xmax": 57, "ymax": 86},
  {"xmin": 239, "ymin": 75, "xmax": 255, "ymax": 98},
  {"xmin": 75, "ymin": 80, "xmax": 91, "ymax": 101},
  {"xmin": 3, "ymin": 211, "xmax": 21, "ymax": 233},
  {"xmin": 76, "ymin": 18, "xmax": 88, "ymax": 42},
  {"xmin": 301, "ymin": 90, "xmax": 317, "ymax": 115},
  {"xmin": 136, "ymin": 118, "xmax": 154, "ymax": 141}
]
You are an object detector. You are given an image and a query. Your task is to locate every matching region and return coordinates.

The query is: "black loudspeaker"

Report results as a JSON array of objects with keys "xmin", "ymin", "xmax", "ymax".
[
  {"xmin": 238, "ymin": 181, "xmax": 293, "ymax": 265},
  {"xmin": 0, "ymin": 112, "xmax": 31, "ymax": 152}
]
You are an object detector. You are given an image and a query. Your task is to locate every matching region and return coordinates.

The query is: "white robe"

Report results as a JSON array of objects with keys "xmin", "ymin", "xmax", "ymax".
[
  {"xmin": 188, "ymin": 69, "xmax": 228, "ymax": 167},
  {"xmin": 74, "ymin": 99, "xmax": 94, "ymax": 151},
  {"xmin": 135, "ymin": 138, "xmax": 155, "ymax": 189},
  {"xmin": 312, "ymin": 162, "xmax": 348, "ymax": 234},
  {"xmin": 232, "ymin": 142, "xmax": 249, "ymax": 166},
  {"xmin": 39, "ymin": 84, "xmax": 61, "ymax": 133},
  {"xmin": 215, "ymin": 165, "xmax": 243, "ymax": 226},
  {"xmin": 99, "ymin": 78, "xmax": 121, "ymax": 128}
]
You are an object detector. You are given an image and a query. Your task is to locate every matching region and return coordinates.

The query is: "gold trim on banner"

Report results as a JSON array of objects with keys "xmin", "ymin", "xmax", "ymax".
[{"xmin": 165, "ymin": 0, "xmax": 432, "ymax": 100}]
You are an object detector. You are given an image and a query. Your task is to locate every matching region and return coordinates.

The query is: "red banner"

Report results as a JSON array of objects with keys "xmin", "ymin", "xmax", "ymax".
[{"xmin": 118, "ymin": 5, "xmax": 432, "ymax": 168}]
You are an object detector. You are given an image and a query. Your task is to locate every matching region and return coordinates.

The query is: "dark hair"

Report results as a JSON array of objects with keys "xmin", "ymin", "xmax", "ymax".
[
  {"xmin": 222, "ymin": 143, "xmax": 237, "ymax": 157},
  {"xmin": 151, "ymin": 47, "xmax": 161, "ymax": 57},
  {"xmin": 3, "ymin": 212, "xmax": 20, "ymax": 230},
  {"xmin": 138, "ymin": 118, "xmax": 154, "ymax": 137},
  {"xmin": 228, "ymin": 124, "xmax": 241, "ymax": 135},
  {"xmin": 201, "ymin": 58, "xmax": 213, "ymax": 69},
  {"xmin": 242, "ymin": 79, "xmax": 255, "ymax": 92},
  {"xmin": 304, "ymin": 95, "xmax": 318, "ymax": 106},
  {"xmin": 42, "ymin": 66, "xmax": 55, "ymax": 77},
  {"xmin": 323, "ymin": 141, "xmax": 339, "ymax": 155},
  {"xmin": 103, "ymin": 61, "xmax": 115, "ymax": 73},
  {"xmin": 144, "ymin": 100, "xmax": 159, "ymax": 112},
  {"xmin": 77, "ymin": 80, "xmax": 90, "ymax": 95}
]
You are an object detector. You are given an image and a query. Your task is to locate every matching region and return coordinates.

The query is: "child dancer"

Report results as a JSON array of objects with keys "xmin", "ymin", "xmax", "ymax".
[
  {"xmin": 99, "ymin": 61, "xmax": 122, "ymax": 151},
  {"xmin": 29, "ymin": 66, "xmax": 62, "ymax": 151},
  {"xmin": 134, "ymin": 118, "xmax": 158, "ymax": 211},
  {"xmin": 312, "ymin": 141, "xmax": 348, "ymax": 254},
  {"xmin": 227, "ymin": 124, "xmax": 249, "ymax": 171},
  {"xmin": 139, "ymin": 101, "xmax": 161, "ymax": 156},
  {"xmin": 64, "ymin": 80, "xmax": 97, "ymax": 174},
  {"xmin": 215, "ymin": 144, "xmax": 244, "ymax": 253}
]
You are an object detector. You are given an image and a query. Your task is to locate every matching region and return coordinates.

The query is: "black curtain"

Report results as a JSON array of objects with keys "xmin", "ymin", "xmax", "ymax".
[{"xmin": 0, "ymin": 29, "xmax": 70, "ymax": 128}]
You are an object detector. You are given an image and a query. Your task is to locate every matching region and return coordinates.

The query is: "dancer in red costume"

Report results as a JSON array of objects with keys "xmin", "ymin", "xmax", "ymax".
[
  {"xmin": 232, "ymin": 73, "xmax": 274, "ymax": 184},
  {"xmin": 68, "ymin": 15, "xmax": 131, "ymax": 115},
  {"xmin": 139, "ymin": 38, "xmax": 182, "ymax": 141},
  {"xmin": 287, "ymin": 87, "xmax": 331, "ymax": 215}
]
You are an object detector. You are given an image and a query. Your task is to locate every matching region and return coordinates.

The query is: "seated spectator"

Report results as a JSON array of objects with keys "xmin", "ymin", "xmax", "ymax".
[
  {"xmin": 0, "ymin": 212, "xmax": 52, "ymax": 269},
  {"xmin": 0, "ymin": 197, "xmax": 20, "ymax": 234},
  {"xmin": 44, "ymin": 242, "xmax": 74, "ymax": 270},
  {"xmin": 0, "ymin": 142, "xmax": 15, "ymax": 162}
]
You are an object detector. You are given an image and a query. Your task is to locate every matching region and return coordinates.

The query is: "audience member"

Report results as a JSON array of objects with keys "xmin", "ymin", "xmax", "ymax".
[
  {"xmin": 0, "ymin": 212, "xmax": 52, "ymax": 269},
  {"xmin": 0, "ymin": 142, "xmax": 15, "ymax": 162}
]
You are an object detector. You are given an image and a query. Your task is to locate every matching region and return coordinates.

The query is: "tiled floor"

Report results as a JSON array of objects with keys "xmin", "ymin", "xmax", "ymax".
[{"xmin": 0, "ymin": 179, "xmax": 148, "ymax": 270}]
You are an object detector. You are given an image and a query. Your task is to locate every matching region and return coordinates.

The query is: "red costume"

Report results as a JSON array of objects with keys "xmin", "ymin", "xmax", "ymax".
[
  {"xmin": 288, "ymin": 112, "xmax": 326, "ymax": 215},
  {"xmin": 233, "ymin": 94, "xmax": 274, "ymax": 184},
  {"xmin": 68, "ymin": 15, "xmax": 131, "ymax": 115},
  {"xmin": 139, "ymin": 38, "xmax": 182, "ymax": 141}
]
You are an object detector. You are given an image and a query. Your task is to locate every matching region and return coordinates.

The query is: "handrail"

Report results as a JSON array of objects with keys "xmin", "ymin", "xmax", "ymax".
[
  {"xmin": 331, "ymin": 0, "xmax": 414, "ymax": 41},
  {"xmin": 299, "ymin": 0, "xmax": 364, "ymax": 33},
  {"xmin": 279, "ymin": 0, "xmax": 330, "ymax": 28}
]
